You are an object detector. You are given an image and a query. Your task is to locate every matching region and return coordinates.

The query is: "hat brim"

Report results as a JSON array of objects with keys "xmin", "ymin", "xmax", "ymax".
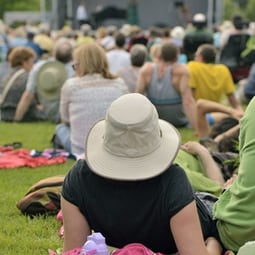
[
  {"xmin": 37, "ymin": 61, "xmax": 67, "ymax": 100},
  {"xmin": 86, "ymin": 119, "xmax": 180, "ymax": 181}
]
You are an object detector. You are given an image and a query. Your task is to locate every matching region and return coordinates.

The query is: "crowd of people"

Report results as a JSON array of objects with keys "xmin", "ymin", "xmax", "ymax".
[{"xmin": 0, "ymin": 11, "xmax": 255, "ymax": 255}]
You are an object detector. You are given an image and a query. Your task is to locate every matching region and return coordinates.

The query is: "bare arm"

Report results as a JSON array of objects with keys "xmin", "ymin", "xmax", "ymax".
[
  {"xmin": 177, "ymin": 65, "xmax": 197, "ymax": 129},
  {"xmin": 171, "ymin": 201, "xmax": 222, "ymax": 255},
  {"xmin": 227, "ymin": 93, "xmax": 243, "ymax": 111},
  {"xmin": 59, "ymin": 83, "xmax": 70, "ymax": 125},
  {"xmin": 196, "ymin": 99, "xmax": 243, "ymax": 138},
  {"xmin": 61, "ymin": 196, "xmax": 91, "ymax": 252},
  {"xmin": 14, "ymin": 91, "xmax": 34, "ymax": 121},
  {"xmin": 135, "ymin": 63, "xmax": 153, "ymax": 94},
  {"xmin": 181, "ymin": 141, "xmax": 224, "ymax": 185},
  {"xmin": 214, "ymin": 124, "xmax": 240, "ymax": 143}
]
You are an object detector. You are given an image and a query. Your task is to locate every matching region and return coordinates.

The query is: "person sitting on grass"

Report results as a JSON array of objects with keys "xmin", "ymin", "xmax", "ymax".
[
  {"xmin": 61, "ymin": 93, "xmax": 223, "ymax": 255},
  {"xmin": 213, "ymin": 96, "xmax": 255, "ymax": 253},
  {"xmin": 188, "ymin": 44, "xmax": 242, "ymax": 112},
  {"xmin": 175, "ymin": 110, "xmax": 241, "ymax": 197},
  {"xmin": 0, "ymin": 46, "xmax": 39, "ymax": 122},
  {"xmin": 195, "ymin": 98, "xmax": 243, "ymax": 141},
  {"xmin": 136, "ymin": 42, "xmax": 197, "ymax": 129},
  {"xmin": 55, "ymin": 42, "xmax": 128, "ymax": 157}
]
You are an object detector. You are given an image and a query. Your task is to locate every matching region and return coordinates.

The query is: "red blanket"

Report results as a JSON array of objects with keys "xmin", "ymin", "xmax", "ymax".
[{"xmin": 0, "ymin": 148, "xmax": 67, "ymax": 169}]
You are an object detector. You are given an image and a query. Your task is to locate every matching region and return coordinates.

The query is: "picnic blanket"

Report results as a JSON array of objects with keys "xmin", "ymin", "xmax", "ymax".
[{"xmin": 0, "ymin": 146, "xmax": 68, "ymax": 169}]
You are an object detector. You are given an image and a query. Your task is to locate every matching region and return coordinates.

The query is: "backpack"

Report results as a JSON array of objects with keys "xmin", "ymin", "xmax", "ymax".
[{"xmin": 16, "ymin": 175, "xmax": 65, "ymax": 216}]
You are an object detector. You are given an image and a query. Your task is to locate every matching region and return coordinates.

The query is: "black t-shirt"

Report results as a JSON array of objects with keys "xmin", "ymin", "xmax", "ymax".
[{"xmin": 62, "ymin": 160, "xmax": 215, "ymax": 254}]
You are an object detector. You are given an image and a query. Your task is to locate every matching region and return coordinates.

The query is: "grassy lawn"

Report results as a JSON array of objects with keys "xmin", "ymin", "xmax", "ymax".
[{"xmin": 0, "ymin": 122, "xmax": 195, "ymax": 255}]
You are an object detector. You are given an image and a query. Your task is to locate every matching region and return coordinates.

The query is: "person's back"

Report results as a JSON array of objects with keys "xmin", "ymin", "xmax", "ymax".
[
  {"xmin": 106, "ymin": 32, "xmax": 131, "ymax": 74},
  {"xmin": 61, "ymin": 75, "xmax": 127, "ymax": 155},
  {"xmin": 219, "ymin": 14, "xmax": 249, "ymax": 49},
  {"xmin": 61, "ymin": 93, "xmax": 222, "ymax": 255},
  {"xmin": 37, "ymin": 40, "xmax": 74, "ymax": 123},
  {"xmin": 63, "ymin": 158, "xmax": 214, "ymax": 254},
  {"xmin": 14, "ymin": 40, "xmax": 74, "ymax": 123},
  {"xmin": 36, "ymin": 60, "xmax": 67, "ymax": 123},
  {"xmin": 59, "ymin": 42, "xmax": 128, "ymax": 156},
  {"xmin": 136, "ymin": 42, "xmax": 196, "ymax": 129},
  {"xmin": 25, "ymin": 31, "xmax": 42, "ymax": 61},
  {"xmin": 183, "ymin": 13, "xmax": 213, "ymax": 61},
  {"xmin": 146, "ymin": 64, "xmax": 188, "ymax": 126},
  {"xmin": 188, "ymin": 44, "xmax": 241, "ymax": 111},
  {"xmin": 188, "ymin": 61, "xmax": 235, "ymax": 102},
  {"xmin": 117, "ymin": 44, "xmax": 147, "ymax": 93}
]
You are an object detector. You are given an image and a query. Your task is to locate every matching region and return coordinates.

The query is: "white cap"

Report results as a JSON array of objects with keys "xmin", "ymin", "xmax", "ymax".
[
  {"xmin": 193, "ymin": 13, "xmax": 206, "ymax": 23},
  {"xmin": 171, "ymin": 26, "xmax": 185, "ymax": 40}
]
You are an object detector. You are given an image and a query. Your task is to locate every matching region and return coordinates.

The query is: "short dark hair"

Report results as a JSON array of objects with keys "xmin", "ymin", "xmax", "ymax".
[
  {"xmin": 197, "ymin": 44, "xmax": 216, "ymax": 63},
  {"xmin": 130, "ymin": 44, "xmax": 147, "ymax": 67},
  {"xmin": 232, "ymin": 14, "xmax": 244, "ymax": 30},
  {"xmin": 210, "ymin": 117, "xmax": 239, "ymax": 139},
  {"xmin": 149, "ymin": 26, "xmax": 162, "ymax": 38},
  {"xmin": 115, "ymin": 32, "xmax": 126, "ymax": 48},
  {"xmin": 160, "ymin": 42, "xmax": 179, "ymax": 62}
]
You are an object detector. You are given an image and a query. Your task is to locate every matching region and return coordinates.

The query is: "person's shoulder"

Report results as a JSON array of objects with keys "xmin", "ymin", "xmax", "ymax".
[
  {"xmin": 110, "ymin": 77, "xmax": 129, "ymax": 92},
  {"xmin": 33, "ymin": 59, "xmax": 47, "ymax": 70},
  {"xmin": 187, "ymin": 61, "xmax": 198, "ymax": 67},
  {"xmin": 140, "ymin": 61, "xmax": 154, "ymax": 72},
  {"xmin": 112, "ymin": 76, "xmax": 126, "ymax": 85},
  {"xmin": 62, "ymin": 76, "xmax": 79, "ymax": 89},
  {"xmin": 69, "ymin": 159, "xmax": 89, "ymax": 175},
  {"xmin": 172, "ymin": 62, "xmax": 189, "ymax": 74},
  {"xmin": 184, "ymin": 29, "xmax": 195, "ymax": 37},
  {"xmin": 161, "ymin": 164, "xmax": 189, "ymax": 184},
  {"xmin": 106, "ymin": 49, "xmax": 117, "ymax": 57},
  {"xmin": 214, "ymin": 64, "xmax": 233, "ymax": 74}
]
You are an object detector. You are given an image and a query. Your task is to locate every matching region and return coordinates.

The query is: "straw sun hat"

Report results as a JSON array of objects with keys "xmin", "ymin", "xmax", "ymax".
[
  {"xmin": 36, "ymin": 60, "xmax": 67, "ymax": 100},
  {"xmin": 86, "ymin": 93, "xmax": 180, "ymax": 181}
]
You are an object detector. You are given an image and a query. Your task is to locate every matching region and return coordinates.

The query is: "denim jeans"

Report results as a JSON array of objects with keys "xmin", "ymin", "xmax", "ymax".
[{"xmin": 55, "ymin": 123, "xmax": 72, "ymax": 153}]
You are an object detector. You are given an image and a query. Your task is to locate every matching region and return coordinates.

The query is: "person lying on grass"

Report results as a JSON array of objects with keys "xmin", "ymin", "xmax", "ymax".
[{"xmin": 61, "ymin": 93, "xmax": 223, "ymax": 255}]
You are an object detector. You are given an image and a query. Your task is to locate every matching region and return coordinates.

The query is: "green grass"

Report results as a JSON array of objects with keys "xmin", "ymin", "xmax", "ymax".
[{"xmin": 0, "ymin": 122, "xmax": 195, "ymax": 255}]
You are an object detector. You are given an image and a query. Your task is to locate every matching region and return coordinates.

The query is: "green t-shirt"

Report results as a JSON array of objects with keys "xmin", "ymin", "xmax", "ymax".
[
  {"xmin": 174, "ymin": 149, "xmax": 222, "ymax": 197},
  {"xmin": 213, "ymin": 97, "xmax": 255, "ymax": 252}
]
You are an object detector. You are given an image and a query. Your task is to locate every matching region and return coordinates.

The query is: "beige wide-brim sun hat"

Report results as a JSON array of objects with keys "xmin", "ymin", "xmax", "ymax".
[
  {"xmin": 237, "ymin": 241, "xmax": 255, "ymax": 255},
  {"xmin": 86, "ymin": 93, "xmax": 180, "ymax": 181},
  {"xmin": 37, "ymin": 60, "xmax": 67, "ymax": 101}
]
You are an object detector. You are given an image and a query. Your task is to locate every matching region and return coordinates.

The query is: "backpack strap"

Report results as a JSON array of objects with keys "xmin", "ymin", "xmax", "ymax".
[{"xmin": 0, "ymin": 68, "xmax": 26, "ymax": 106}]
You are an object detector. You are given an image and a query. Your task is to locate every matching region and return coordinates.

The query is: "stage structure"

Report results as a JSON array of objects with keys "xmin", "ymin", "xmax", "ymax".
[{"xmin": 45, "ymin": 0, "xmax": 224, "ymax": 30}]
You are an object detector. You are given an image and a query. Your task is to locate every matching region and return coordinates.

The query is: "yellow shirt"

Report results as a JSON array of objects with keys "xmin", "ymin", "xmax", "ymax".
[
  {"xmin": 76, "ymin": 36, "xmax": 95, "ymax": 46},
  {"xmin": 188, "ymin": 61, "xmax": 235, "ymax": 102}
]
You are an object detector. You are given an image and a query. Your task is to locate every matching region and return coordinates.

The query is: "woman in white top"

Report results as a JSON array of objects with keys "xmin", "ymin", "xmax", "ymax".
[{"xmin": 56, "ymin": 42, "xmax": 128, "ymax": 157}]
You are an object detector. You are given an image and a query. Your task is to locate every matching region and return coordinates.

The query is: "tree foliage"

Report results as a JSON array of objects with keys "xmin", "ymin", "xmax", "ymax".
[
  {"xmin": 223, "ymin": 0, "xmax": 255, "ymax": 22},
  {"xmin": 0, "ymin": 0, "xmax": 51, "ymax": 19},
  {"xmin": 244, "ymin": 0, "xmax": 255, "ymax": 21}
]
